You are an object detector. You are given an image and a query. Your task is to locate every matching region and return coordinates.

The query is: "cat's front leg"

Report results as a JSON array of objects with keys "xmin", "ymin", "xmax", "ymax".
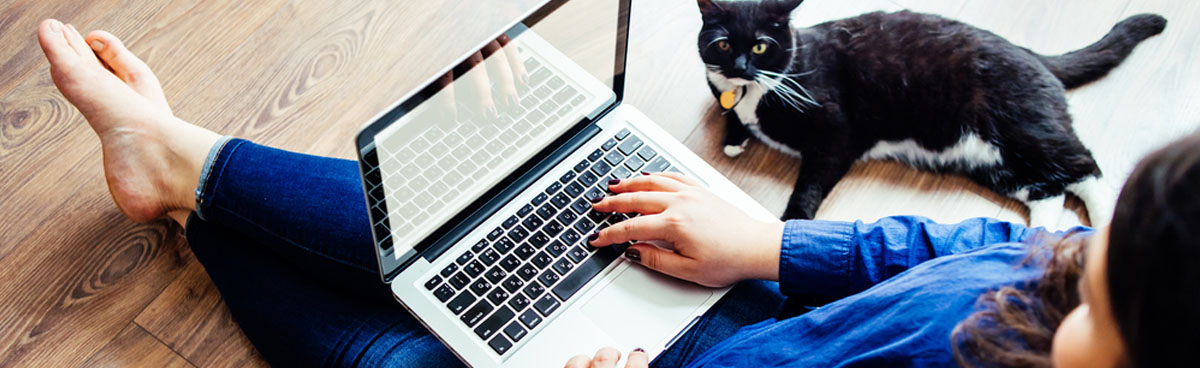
[
  {"xmin": 782, "ymin": 154, "xmax": 855, "ymax": 220},
  {"xmin": 722, "ymin": 112, "xmax": 751, "ymax": 158}
]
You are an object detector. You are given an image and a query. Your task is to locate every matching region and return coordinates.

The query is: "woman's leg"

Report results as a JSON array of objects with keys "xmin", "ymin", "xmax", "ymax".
[
  {"xmin": 38, "ymin": 19, "xmax": 455, "ymax": 366},
  {"xmin": 651, "ymin": 280, "xmax": 787, "ymax": 368}
]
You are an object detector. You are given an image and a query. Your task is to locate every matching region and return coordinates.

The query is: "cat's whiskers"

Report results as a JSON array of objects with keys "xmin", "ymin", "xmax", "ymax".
[{"xmin": 756, "ymin": 70, "xmax": 821, "ymax": 110}]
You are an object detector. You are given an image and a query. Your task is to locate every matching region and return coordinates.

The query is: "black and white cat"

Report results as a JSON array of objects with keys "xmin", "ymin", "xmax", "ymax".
[{"xmin": 697, "ymin": 0, "xmax": 1166, "ymax": 227}]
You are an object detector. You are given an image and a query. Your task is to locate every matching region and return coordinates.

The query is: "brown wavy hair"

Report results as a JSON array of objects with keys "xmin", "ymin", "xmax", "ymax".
[{"xmin": 950, "ymin": 229, "xmax": 1089, "ymax": 367}]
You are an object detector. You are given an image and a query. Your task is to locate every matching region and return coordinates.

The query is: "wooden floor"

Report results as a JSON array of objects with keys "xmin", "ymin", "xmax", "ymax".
[{"xmin": 1, "ymin": 0, "xmax": 1196, "ymax": 366}]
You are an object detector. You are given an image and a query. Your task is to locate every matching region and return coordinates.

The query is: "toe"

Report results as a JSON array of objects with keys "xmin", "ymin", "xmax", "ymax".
[
  {"xmin": 37, "ymin": 19, "xmax": 75, "ymax": 66},
  {"xmin": 86, "ymin": 31, "xmax": 171, "ymax": 112},
  {"xmin": 63, "ymin": 24, "xmax": 101, "ymax": 65}
]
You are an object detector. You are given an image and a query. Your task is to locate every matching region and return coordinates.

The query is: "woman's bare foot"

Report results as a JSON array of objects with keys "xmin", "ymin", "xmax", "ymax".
[{"xmin": 37, "ymin": 19, "xmax": 220, "ymax": 224}]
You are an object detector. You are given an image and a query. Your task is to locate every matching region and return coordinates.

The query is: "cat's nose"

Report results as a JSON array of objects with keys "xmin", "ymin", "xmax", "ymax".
[{"xmin": 733, "ymin": 54, "xmax": 749, "ymax": 71}]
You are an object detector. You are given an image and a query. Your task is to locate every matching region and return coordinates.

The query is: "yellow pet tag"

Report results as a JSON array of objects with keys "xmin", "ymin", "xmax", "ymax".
[{"xmin": 720, "ymin": 88, "xmax": 739, "ymax": 109}]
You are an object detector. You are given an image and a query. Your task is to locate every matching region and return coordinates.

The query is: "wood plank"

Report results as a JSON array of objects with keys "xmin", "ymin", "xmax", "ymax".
[
  {"xmin": 78, "ymin": 323, "xmax": 194, "ymax": 368},
  {"xmin": 135, "ymin": 262, "xmax": 267, "ymax": 368}
]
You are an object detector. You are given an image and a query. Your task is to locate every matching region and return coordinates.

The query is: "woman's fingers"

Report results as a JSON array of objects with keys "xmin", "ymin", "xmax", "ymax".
[
  {"xmin": 464, "ymin": 51, "xmax": 498, "ymax": 118},
  {"xmin": 497, "ymin": 34, "xmax": 528, "ymax": 85},
  {"xmin": 625, "ymin": 243, "xmax": 695, "ymax": 283},
  {"xmin": 607, "ymin": 175, "xmax": 689, "ymax": 194},
  {"xmin": 653, "ymin": 171, "xmax": 704, "ymax": 187},
  {"xmin": 624, "ymin": 348, "xmax": 649, "ymax": 368},
  {"xmin": 481, "ymin": 40, "xmax": 520, "ymax": 109},
  {"xmin": 590, "ymin": 215, "xmax": 670, "ymax": 246},
  {"xmin": 565, "ymin": 354, "xmax": 591, "ymax": 368},
  {"xmin": 591, "ymin": 192, "xmax": 674, "ymax": 216},
  {"xmin": 589, "ymin": 347, "xmax": 621, "ymax": 368}
]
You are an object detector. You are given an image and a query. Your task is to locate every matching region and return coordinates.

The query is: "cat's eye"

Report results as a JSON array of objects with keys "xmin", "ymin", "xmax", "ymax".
[
  {"xmin": 752, "ymin": 42, "xmax": 768, "ymax": 54},
  {"xmin": 717, "ymin": 40, "xmax": 731, "ymax": 52}
]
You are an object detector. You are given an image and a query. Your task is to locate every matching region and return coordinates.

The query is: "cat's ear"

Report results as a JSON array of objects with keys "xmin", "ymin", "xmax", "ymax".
[
  {"xmin": 697, "ymin": 0, "xmax": 723, "ymax": 17},
  {"xmin": 765, "ymin": 0, "xmax": 803, "ymax": 22}
]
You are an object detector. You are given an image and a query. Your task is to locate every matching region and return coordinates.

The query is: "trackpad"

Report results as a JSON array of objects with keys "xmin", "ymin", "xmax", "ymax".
[{"xmin": 582, "ymin": 265, "xmax": 714, "ymax": 347}]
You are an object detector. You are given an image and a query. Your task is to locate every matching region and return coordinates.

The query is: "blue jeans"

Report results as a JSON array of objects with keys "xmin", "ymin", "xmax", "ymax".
[{"xmin": 186, "ymin": 139, "xmax": 787, "ymax": 367}]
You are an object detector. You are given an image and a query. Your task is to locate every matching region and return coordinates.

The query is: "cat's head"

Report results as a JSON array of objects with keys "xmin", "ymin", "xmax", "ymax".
[{"xmin": 696, "ymin": 0, "xmax": 803, "ymax": 86}]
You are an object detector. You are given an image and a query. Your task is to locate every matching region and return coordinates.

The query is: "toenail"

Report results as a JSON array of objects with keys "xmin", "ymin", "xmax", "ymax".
[
  {"xmin": 90, "ymin": 40, "xmax": 105, "ymax": 51},
  {"xmin": 49, "ymin": 20, "xmax": 62, "ymax": 32}
]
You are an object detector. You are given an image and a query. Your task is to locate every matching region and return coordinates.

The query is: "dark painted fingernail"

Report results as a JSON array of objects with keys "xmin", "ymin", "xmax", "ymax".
[
  {"xmin": 641, "ymin": 171, "xmax": 651, "ymax": 176},
  {"xmin": 587, "ymin": 232, "xmax": 599, "ymax": 241},
  {"xmin": 608, "ymin": 179, "xmax": 621, "ymax": 185},
  {"xmin": 590, "ymin": 194, "xmax": 605, "ymax": 203},
  {"xmin": 633, "ymin": 348, "xmax": 645, "ymax": 353},
  {"xmin": 625, "ymin": 248, "xmax": 641, "ymax": 262}
]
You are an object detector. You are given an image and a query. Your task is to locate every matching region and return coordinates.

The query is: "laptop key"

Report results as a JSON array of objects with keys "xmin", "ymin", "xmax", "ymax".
[
  {"xmin": 521, "ymin": 216, "xmax": 544, "ymax": 233},
  {"xmin": 494, "ymin": 238, "xmax": 515, "ymax": 254},
  {"xmin": 434, "ymin": 284, "xmax": 455, "ymax": 302},
  {"xmin": 519, "ymin": 309, "xmax": 543, "ymax": 329},
  {"xmin": 570, "ymin": 199, "xmax": 591, "ymax": 215},
  {"xmin": 552, "ymin": 248, "xmax": 620, "ymax": 301},
  {"xmin": 556, "ymin": 210, "xmax": 578, "ymax": 227},
  {"xmin": 470, "ymin": 279, "xmax": 493, "ymax": 297},
  {"xmin": 617, "ymin": 136, "xmax": 642, "ymax": 155},
  {"xmin": 532, "ymin": 252, "xmax": 554, "ymax": 269},
  {"xmin": 601, "ymin": 138, "xmax": 618, "ymax": 151},
  {"xmin": 441, "ymin": 263, "xmax": 459, "ymax": 278},
  {"xmin": 456, "ymin": 251, "xmax": 474, "ymax": 266},
  {"xmin": 487, "ymin": 227, "xmax": 504, "ymax": 241},
  {"xmin": 503, "ymin": 274, "xmax": 526, "ymax": 293},
  {"xmin": 450, "ymin": 272, "xmax": 471, "ymax": 290},
  {"xmin": 502, "ymin": 215, "xmax": 520, "ymax": 230},
  {"xmin": 615, "ymin": 128, "xmax": 631, "ymax": 140},
  {"xmin": 529, "ymin": 232, "xmax": 551, "ymax": 248},
  {"xmin": 532, "ymin": 192, "xmax": 549, "ymax": 206},
  {"xmin": 509, "ymin": 293, "xmax": 532, "ymax": 312},
  {"xmin": 544, "ymin": 220, "xmax": 565, "ymax": 236},
  {"xmin": 474, "ymin": 306, "xmax": 513, "ymax": 339},
  {"xmin": 545, "ymin": 181, "xmax": 563, "ymax": 195},
  {"xmin": 572, "ymin": 218, "xmax": 596, "ymax": 233},
  {"xmin": 536, "ymin": 204, "xmax": 557, "ymax": 221},
  {"xmin": 500, "ymin": 255, "xmax": 522, "ymax": 272},
  {"xmin": 637, "ymin": 145, "xmax": 658, "ymax": 161},
  {"xmin": 514, "ymin": 243, "xmax": 536, "ymax": 260},
  {"xmin": 591, "ymin": 161, "xmax": 612, "ymax": 176},
  {"xmin": 566, "ymin": 246, "xmax": 589, "ymax": 263},
  {"xmin": 504, "ymin": 321, "xmax": 528, "ymax": 343},
  {"xmin": 471, "ymin": 239, "xmax": 490, "ymax": 253},
  {"xmin": 485, "ymin": 266, "xmax": 507, "ymax": 284},
  {"xmin": 578, "ymin": 171, "xmax": 599, "ymax": 187},
  {"xmin": 487, "ymin": 286, "xmax": 510, "ymax": 306},
  {"xmin": 586, "ymin": 209, "xmax": 608, "ymax": 224},
  {"xmin": 533, "ymin": 294, "xmax": 561, "ymax": 316},
  {"xmin": 425, "ymin": 275, "xmax": 443, "ymax": 290},
  {"xmin": 560, "ymin": 229, "xmax": 582, "ymax": 245},
  {"xmin": 646, "ymin": 156, "xmax": 671, "ymax": 173},
  {"xmin": 573, "ymin": 159, "xmax": 591, "ymax": 173},
  {"xmin": 508, "ymin": 227, "xmax": 529, "ymax": 243},
  {"xmin": 559, "ymin": 170, "xmax": 577, "ymax": 184},
  {"xmin": 564, "ymin": 182, "xmax": 584, "ymax": 197},
  {"xmin": 603, "ymin": 150, "xmax": 624, "ymax": 166},
  {"xmin": 587, "ymin": 148, "xmax": 605, "ymax": 162},
  {"xmin": 489, "ymin": 335, "xmax": 513, "ymax": 355},
  {"xmin": 546, "ymin": 240, "xmax": 569, "ymax": 257},
  {"xmin": 625, "ymin": 156, "xmax": 645, "ymax": 171},
  {"xmin": 480, "ymin": 249, "xmax": 500, "ymax": 265},
  {"xmin": 517, "ymin": 264, "xmax": 539, "ymax": 281},
  {"xmin": 611, "ymin": 165, "xmax": 633, "ymax": 180},
  {"xmin": 465, "ymin": 260, "xmax": 485, "ymax": 278},
  {"xmin": 448, "ymin": 292, "xmax": 476, "ymax": 315},
  {"xmin": 550, "ymin": 193, "xmax": 571, "ymax": 209},
  {"xmin": 553, "ymin": 258, "xmax": 575, "ymax": 275},
  {"xmin": 538, "ymin": 269, "xmax": 561, "ymax": 287},
  {"xmin": 523, "ymin": 282, "xmax": 546, "ymax": 299},
  {"xmin": 517, "ymin": 204, "xmax": 535, "ymax": 218}
]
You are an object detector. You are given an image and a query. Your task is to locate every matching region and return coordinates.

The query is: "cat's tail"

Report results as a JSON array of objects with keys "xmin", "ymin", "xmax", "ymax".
[{"xmin": 1037, "ymin": 14, "xmax": 1167, "ymax": 89}]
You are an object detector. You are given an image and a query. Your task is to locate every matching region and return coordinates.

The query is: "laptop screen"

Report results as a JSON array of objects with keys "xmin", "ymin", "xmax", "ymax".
[{"xmin": 361, "ymin": 0, "xmax": 627, "ymax": 274}]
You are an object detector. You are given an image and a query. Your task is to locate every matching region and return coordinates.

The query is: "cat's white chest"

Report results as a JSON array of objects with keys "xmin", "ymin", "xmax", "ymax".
[{"xmin": 708, "ymin": 71, "xmax": 803, "ymax": 157}]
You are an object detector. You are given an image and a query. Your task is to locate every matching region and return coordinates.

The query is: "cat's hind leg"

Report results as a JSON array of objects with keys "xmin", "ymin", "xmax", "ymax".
[
  {"xmin": 1067, "ymin": 175, "xmax": 1115, "ymax": 228},
  {"xmin": 1025, "ymin": 193, "xmax": 1067, "ymax": 230}
]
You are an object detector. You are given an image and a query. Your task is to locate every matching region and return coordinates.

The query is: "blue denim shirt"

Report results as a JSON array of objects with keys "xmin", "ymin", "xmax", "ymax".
[{"xmin": 687, "ymin": 216, "xmax": 1079, "ymax": 367}]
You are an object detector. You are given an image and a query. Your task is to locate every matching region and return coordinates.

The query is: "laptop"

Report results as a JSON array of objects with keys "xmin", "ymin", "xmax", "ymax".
[{"xmin": 354, "ymin": 0, "xmax": 775, "ymax": 366}]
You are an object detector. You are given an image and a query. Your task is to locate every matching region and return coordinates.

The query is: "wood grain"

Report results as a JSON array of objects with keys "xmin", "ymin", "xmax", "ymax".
[{"xmin": 1, "ymin": 0, "xmax": 1196, "ymax": 366}]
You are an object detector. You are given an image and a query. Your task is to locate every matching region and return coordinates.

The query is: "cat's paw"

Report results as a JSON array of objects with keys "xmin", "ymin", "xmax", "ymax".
[{"xmin": 723, "ymin": 142, "xmax": 747, "ymax": 158}]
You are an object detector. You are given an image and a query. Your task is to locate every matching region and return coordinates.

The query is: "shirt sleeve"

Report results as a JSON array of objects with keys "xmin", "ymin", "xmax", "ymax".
[{"xmin": 777, "ymin": 216, "xmax": 1030, "ymax": 299}]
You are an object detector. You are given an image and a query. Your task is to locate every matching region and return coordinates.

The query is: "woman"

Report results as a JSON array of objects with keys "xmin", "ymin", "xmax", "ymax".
[{"xmin": 37, "ymin": 19, "xmax": 1198, "ymax": 367}]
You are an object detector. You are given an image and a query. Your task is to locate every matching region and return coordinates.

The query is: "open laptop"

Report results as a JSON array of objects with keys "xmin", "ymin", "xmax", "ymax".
[{"xmin": 354, "ymin": 0, "xmax": 775, "ymax": 366}]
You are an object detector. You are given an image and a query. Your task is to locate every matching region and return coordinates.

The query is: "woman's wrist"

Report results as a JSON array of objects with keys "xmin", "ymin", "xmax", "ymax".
[{"xmin": 743, "ymin": 220, "xmax": 785, "ymax": 282}]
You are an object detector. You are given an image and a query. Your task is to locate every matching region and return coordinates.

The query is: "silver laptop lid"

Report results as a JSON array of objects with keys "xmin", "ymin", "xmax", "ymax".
[{"xmin": 356, "ymin": 0, "xmax": 632, "ymax": 281}]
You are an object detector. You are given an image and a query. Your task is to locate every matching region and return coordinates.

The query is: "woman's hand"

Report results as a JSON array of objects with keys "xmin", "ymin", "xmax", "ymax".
[
  {"xmin": 588, "ymin": 173, "xmax": 785, "ymax": 287},
  {"xmin": 565, "ymin": 347, "xmax": 648, "ymax": 368}
]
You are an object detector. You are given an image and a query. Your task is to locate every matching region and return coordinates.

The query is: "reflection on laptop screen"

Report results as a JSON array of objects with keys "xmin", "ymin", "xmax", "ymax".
[{"xmin": 372, "ymin": 0, "xmax": 619, "ymax": 260}]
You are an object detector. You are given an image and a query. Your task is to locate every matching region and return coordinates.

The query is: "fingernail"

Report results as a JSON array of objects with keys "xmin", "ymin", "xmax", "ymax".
[
  {"xmin": 608, "ymin": 179, "xmax": 620, "ymax": 185},
  {"xmin": 589, "ymin": 194, "xmax": 604, "ymax": 203},
  {"xmin": 625, "ymin": 248, "xmax": 641, "ymax": 262},
  {"xmin": 89, "ymin": 40, "xmax": 105, "ymax": 51},
  {"xmin": 641, "ymin": 171, "xmax": 651, "ymax": 176},
  {"xmin": 587, "ymin": 232, "xmax": 599, "ymax": 241},
  {"xmin": 633, "ymin": 348, "xmax": 645, "ymax": 353},
  {"xmin": 49, "ymin": 20, "xmax": 62, "ymax": 32}
]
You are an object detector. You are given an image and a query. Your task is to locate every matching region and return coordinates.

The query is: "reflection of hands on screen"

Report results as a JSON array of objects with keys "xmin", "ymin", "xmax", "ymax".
[{"xmin": 435, "ymin": 35, "xmax": 528, "ymax": 120}]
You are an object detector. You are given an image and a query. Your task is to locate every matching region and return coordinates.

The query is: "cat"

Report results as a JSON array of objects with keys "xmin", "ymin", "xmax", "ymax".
[{"xmin": 696, "ymin": 0, "xmax": 1166, "ymax": 228}]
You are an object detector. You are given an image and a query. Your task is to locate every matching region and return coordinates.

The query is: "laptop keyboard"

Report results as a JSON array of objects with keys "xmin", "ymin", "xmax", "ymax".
[
  {"xmin": 423, "ymin": 128, "xmax": 678, "ymax": 356},
  {"xmin": 370, "ymin": 56, "xmax": 586, "ymax": 248}
]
